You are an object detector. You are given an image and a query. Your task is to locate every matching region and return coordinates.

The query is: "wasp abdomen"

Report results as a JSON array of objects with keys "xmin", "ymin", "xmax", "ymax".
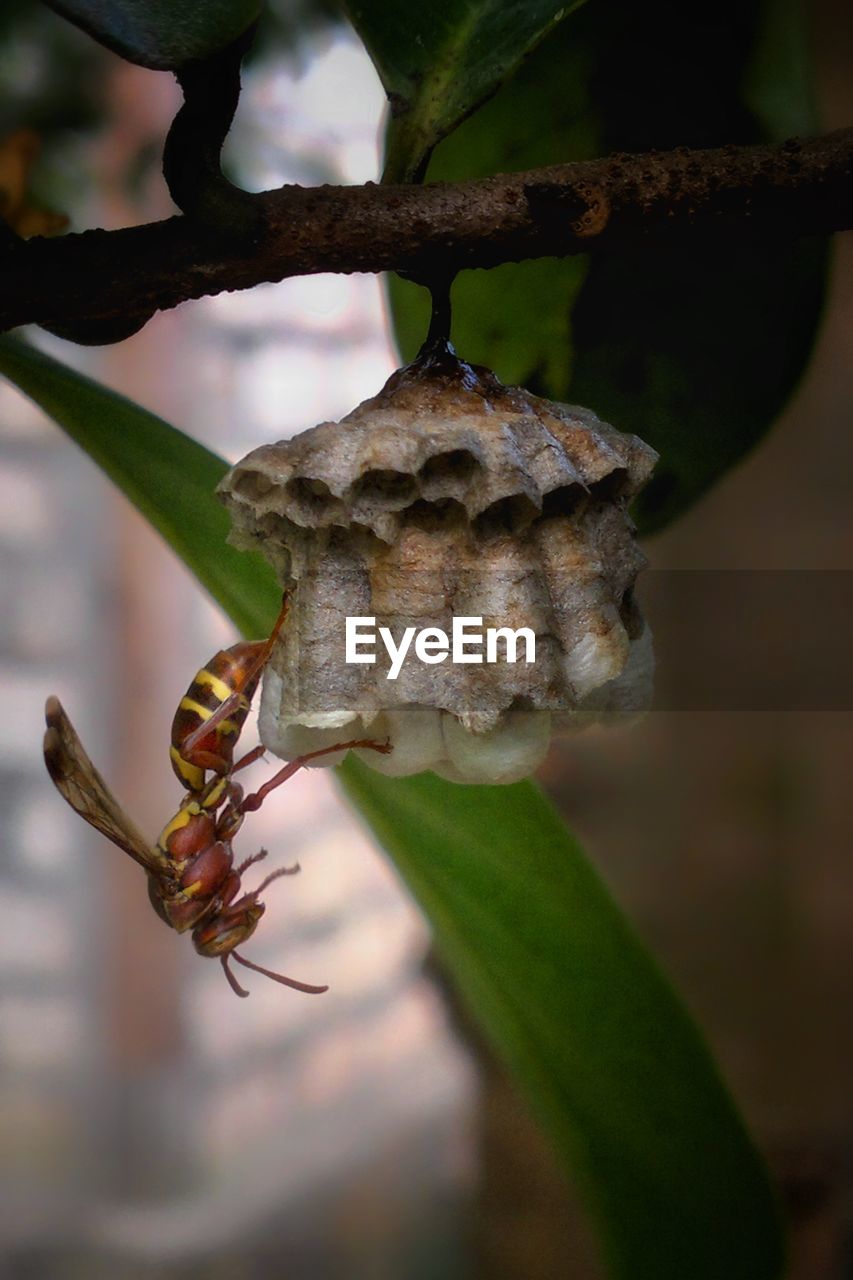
[{"xmin": 170, "ymin": 641, "xmax": 266, "ymax": 787}]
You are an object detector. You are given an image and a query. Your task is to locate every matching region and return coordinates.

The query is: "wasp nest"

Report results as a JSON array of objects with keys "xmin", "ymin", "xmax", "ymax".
[{"xmin": 219, "ymin": 343, "xmax": 657, "ymax": 783}]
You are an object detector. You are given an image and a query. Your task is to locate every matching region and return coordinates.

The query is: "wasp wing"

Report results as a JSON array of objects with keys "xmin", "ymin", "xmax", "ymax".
[{"xmin": 44, "ymin": 696, "xmax": 167, "ymax": 875}]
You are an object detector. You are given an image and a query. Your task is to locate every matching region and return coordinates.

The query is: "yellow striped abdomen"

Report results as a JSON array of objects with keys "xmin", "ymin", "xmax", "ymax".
[{"xmin": 169, "ymin": 641, "xmax": 266, "ymax": 789}]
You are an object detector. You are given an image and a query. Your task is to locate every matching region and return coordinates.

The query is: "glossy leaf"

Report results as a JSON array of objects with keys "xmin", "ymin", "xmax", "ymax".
[
  {"xmin": 343, "ymin": 765, "xmax": 784, "ymax": 1280},
  {"xmin": 344, "ymin": 0, "xmax": 586, "ymax": 181},
  {"xmin": 44, "ymin": 0, "xmax": 261, "ymax": 71},
  {"xmin": 388, "ymin": 16, "xmax": 596, "ymax": 393},
  {"xmin": 0, "ymin": 335, "xmax": 277, "ymax": 637},
  {"xmin": 387, "ymin": 0, "xmax": 826, "ymax": 532},
  {"xmin": 1, "ymin": 334, "xmax": 784, "ymax": 1278},
  {"xmin": 545, "ymin": 0, "xmax": 826, "ymax": 533}
]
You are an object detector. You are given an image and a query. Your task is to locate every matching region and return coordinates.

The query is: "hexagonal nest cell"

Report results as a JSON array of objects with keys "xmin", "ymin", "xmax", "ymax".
[{"xmin": 219, "ymin": 341, "xmax": 658, "ymax": 783}]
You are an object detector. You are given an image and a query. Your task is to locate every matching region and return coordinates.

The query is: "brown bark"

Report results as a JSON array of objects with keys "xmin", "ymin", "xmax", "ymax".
[{"xmin": 1, "ymin": 128, "xmax": 851, "ymax": 342}]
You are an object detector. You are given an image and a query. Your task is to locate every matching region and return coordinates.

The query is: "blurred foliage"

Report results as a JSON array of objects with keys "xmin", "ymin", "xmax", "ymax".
[
  {"xmin": 257, "ymin": 0, "xmax": 342, "ymax": 58},
  {"xmin": 0, "ymin": 0, "xmax": 344, "ymax": 217},
  {"xmin": 0, "ymin": 128, "xmax": 68, "ymax": 236},
  {"xmin": 388, "ymin": 0, "xmax": 827, "ymax": 534},
  {"xmin": 1, "ymin": 0, "xmax": 343, "ymax": 140},
  {"xmin": 0, "ymin": 0, "xmax": 105, "ymax": 136},
  {"xmin": 0, "ymin": 336, "xmax": 275, "ymax": 635},
  {"xmin": 0, "ymin": 0, "xmax": 107, "ymax": 217},
  {"xmin": 564, "ymin": 0, "xmax": 826, "ymax": 533}
]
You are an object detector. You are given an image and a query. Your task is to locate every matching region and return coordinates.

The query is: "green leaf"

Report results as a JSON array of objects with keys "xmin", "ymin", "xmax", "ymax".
[
  {"xmin": 386, "ymin": 0, "xmax": 827, "ymax": 532},
  {"xmin": 1, "ymin": 334, "xmax": 784, "ymax": 1277},
  {"xmin": 0, "ymin": 335, "xmax": 277, "ymax": 636},
  {"xmin": 344, "ymin": 0, "xmax": 587, "ymax": 182},
  {"xmin": 388, "ymin": 16, "xmax": 596, "ymax": 392},
  {"xmin": 342, "ymin": 766, "xmax": 784, "ymax": 1280},
  {"xmin": 44, "ymin": 0, "xmax": 261, "ymax": 71},
  {"xmin": 743, "ymin": 0, "xmax": 817, "ymax": 141},
  {"xmin": 570, "ymin": 236, "xmax": 826, "ymax": 534},
  {"xmin": 549, "ymin": 0, "xmax": 826, "ymax": 533}
]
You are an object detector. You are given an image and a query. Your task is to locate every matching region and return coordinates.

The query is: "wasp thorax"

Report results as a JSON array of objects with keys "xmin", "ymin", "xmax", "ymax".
[{"xmin": 219, "ymin": 342, "xmax": 657, "ymax": 783}]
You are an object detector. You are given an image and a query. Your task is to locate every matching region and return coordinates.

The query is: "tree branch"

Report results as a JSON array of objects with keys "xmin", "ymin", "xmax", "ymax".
[{"xmin": 2, "ymin": 128, "xmax": 851, "ymax": 341}]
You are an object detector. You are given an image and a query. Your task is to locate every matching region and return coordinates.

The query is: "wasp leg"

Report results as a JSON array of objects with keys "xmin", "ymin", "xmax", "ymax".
[
  {"xmin": 253, "ymin": 863, "xmax": 300, "ymax": 892},
  {"xmin": 238, "ymin": 738, "xmax": 392, "ymax": 815},
  {"xmin": 231, "ymin": 950, "xmax": 328, "ymax": 995},
  {"xmin": 189, "ymin": 743, "xmax": 267, "ymax": 776},
  {"xmin": 221, "ymin": 953, "xmax": 250, "ymax": 997},
  {"xmin": 233, "ymin": 850, "xmax": 301, "ymax": 882},
  {"xmin": 229, "ymin": 743, "xmax": 266, "ymax": 775},
  {"xmin": 235, "ymin": 847, "xmax": 268, "ymax": 876}
]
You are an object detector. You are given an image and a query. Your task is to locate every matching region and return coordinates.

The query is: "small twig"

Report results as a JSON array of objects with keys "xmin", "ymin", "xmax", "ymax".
[
  {"xmin": 421, "ymin": 272, "xmax": 455, "ymax": 349},
  {"xmin": 1, "ymin": 128, "xmax": 851, "ymax": 340},
  {"xmin": 162, "ymin": 23, "xmax": 262, "ymax": 235}
]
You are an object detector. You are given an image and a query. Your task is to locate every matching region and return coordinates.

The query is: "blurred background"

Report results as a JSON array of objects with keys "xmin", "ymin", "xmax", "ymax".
[{"xmin": 0, "ymin": 1, "xmax": 851, "ymax": 1277}]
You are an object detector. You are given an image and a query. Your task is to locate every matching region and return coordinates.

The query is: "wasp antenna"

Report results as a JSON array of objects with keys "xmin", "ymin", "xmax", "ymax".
[
  {"xmin": 235, "ymin": 847, "xmax": 269, "ymax": 876},
  {"xmin": 231, "ymin": 950, "xmax": 328, "ymax": 995},
  {"xmin": 221, "ymin": 954, "xmax": 250, "ymax": 997},
  {"xmin": 253, "ymin": 863, "xmax": 300, "ymax": 896}
]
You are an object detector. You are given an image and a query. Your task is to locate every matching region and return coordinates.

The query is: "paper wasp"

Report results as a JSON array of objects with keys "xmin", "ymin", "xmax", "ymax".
[{"xmin": 43, "ymin": 595, "xmax": 392, "ymax": 997}]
